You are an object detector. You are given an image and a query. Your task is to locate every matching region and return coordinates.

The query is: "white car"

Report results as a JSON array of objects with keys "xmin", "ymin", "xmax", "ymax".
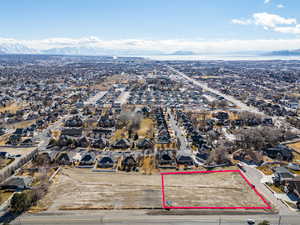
[{"xmin": 247, "ymin": 219, "xmax": 255, "ymax": 225}]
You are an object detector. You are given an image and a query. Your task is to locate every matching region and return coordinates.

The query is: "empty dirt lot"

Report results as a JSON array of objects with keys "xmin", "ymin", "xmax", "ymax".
[
  {"xmin": 39, "ymin": 169, "xmax": 269, "ymax": 211},
  {"xmin": 39, "ymin": 168, "xmax": 162, "ymax": 211},
  {"xmin": 163, "ymin": 171, "xmax": 268, "ymax": 208}
]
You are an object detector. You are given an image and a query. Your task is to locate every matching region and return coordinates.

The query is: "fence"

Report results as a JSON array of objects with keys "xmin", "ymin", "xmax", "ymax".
[{"xmin": 0, "ymin": 148, "xmax": 38, "ymax": 183}]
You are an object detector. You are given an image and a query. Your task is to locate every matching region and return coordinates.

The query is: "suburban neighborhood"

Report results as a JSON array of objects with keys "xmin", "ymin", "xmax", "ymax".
[{"xmin": 0, "ymin": 55, "xmax": 299, "ymax": 225}]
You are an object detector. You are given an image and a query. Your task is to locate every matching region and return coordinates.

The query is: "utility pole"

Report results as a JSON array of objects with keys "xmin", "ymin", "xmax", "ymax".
[{"xmin": 278, "ymin": 216, "xmax": 281, "ymax": 225}]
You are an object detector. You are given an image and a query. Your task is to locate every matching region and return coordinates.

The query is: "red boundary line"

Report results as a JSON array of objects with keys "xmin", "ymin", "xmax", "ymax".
[{"xmin": 160, "ymin": 170, "xmax": 272, "ymax": 210}]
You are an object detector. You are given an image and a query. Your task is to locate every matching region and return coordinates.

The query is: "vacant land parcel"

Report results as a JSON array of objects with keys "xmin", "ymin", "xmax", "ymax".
[
  {"xmin": 161, "ymin": 170, "xmax": 271, "ymax": 209},
  {"xmin": 38, "ymin": 168, "xmax": 271, "ymax": 212}
]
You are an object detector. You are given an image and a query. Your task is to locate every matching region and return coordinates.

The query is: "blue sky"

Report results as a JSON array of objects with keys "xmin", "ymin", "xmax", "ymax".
[{"xmin": 0, "ymin": 0, "xmax": 300, "ymax": 52}]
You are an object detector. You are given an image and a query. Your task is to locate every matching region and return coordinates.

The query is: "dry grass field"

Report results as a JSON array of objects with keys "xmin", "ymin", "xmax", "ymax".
[
  {"xmin": 5, "ymin": 119, "xmax": 36, "ymax": 130},
  {"xmin": 0, "ymin": 190, "xmax": 13, "ymax": 205},
  {"xmin": 137, "ymin": 118, "xmax": 154, "ymax": 138},
  {"xmin": 38, "ymin": 168, "xmax": 162, "ymax": 211},
  {"xmin": 163, "ymin": 171, "xmax": 268, "ymax": 208},
  {"xmin": 0, "ymin": 133, "xmax": 10, "ymax": 145},
  {"xmin": 92, "ymin": 74, "xmax": 132, "ymax": 91},
  {"xmin": 0, "ymin": 103, "xmax": 22, "ymax": 114},
  {"xmin": 288, "ymin": 142, "xmax": 300, "ymax": 154},
  {"xmin": 36, "ymin": 168, "xmax": 269, "ymax": 212},
  {"xmin": 256, "ymin": 166, "xmax": 274, "ymax": 175}
]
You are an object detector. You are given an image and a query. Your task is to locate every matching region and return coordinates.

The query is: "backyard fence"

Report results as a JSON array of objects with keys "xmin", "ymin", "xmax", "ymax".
[{"xmin": 0, "ymin": 148, "xmax": 38, "ymax": 183}]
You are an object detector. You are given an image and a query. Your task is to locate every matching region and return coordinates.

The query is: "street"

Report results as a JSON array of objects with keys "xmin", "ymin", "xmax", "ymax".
[
  {"xmin": 167, "ymin": 66, "xmax": 300, "ymax": 135},
  {"xmin": 241, "ymin": 164, "xmax": 295, "ymax": 215},
  {"xmin": 166, "ymin": 65, "xmax": 300, "ymax": 217},
  {"xmin": 167, "ymin": 108, "xmax": 189, "ymax": 154},
  {"xmin": 9, "ymin": 210, "xmax": 300, "ymax": 225}
]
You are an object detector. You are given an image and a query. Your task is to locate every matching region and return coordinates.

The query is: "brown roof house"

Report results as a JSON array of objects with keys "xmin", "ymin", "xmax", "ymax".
[
  {"xmin": 111, "ymin": 138, "xmax": 130, "ymax": 149},
  {"xmin": 0, "ymin": 176, "xmax": 33, "ymax": 191}
]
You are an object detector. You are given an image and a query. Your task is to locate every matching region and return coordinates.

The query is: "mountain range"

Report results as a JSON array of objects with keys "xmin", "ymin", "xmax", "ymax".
[
  {"xmin": 0, "ymin": 43, "xmax": 300, "ymax": 57},
  {"xmin": 266, "ymin": 49, "xmax": 300, "ymax": 56},
  {"xmin": 0, "ymin": 43, "xmax": 198, "ymax": 56},
  {"xmin": 0, "ymin": 43, "xmax": 37, "ymax": 54}
]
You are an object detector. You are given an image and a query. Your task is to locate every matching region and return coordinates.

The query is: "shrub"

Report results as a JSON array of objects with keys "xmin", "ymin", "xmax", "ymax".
[
  {"xmin": 258, "ymin": 220, "xmax": 270, "ymax": 225},
  {"xmin": 10, "ymin": 191, "xmax": 33, "ymax": 213}
]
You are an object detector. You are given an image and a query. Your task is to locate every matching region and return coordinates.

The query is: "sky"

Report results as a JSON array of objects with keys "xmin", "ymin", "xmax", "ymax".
[{"xmin": 0, "ymin": 0, "xmax": 300, "ymax": 53}]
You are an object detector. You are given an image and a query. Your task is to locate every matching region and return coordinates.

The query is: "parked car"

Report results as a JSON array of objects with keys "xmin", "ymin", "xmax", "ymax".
[
  {"xmin": 287, "ymin": 163, "xmax": 300, "ymax": 171},
  {"xmin": 247, "ymin": 219, "xmax": 255, "ymax": 225}
]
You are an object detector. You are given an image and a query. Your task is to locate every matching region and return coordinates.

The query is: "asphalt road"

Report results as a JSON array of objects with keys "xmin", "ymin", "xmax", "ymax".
[
  {"xmin": 167, "ymin": 108, "xmax": 189, "ymax": 154},
  {"xmin": 167, "ymin": 66, "xmax": 263, "ymax": 115},
  {"xmin": 84, "ymin": 91, "xmax": 107, "ymax": 105},
  {"xmin": 166, "ymin": 65, "xmax": 300, "ymax": 216},
  {"xmin": 9, "ymin": 210, "xmax": 300, "ymax": 225},
  {"xmin": 167, "ymin": 66, "xmax": 300, "ymax": 134},
  {"xmin": 241, "ymin": 164, "xmax": 295, "ymax": 216}
]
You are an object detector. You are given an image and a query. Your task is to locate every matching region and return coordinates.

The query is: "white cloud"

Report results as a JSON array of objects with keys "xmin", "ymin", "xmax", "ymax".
[
  {"xmin": 273, "ymin": 26, "xmax": 300, "ymax": 34},
  {"xmin": 231, "ymin": 19, "xmax": 252, "ymax": 25},
  {"xmin": 264, "ymin": 0, "xmax": 271, "ymax": 4},
  {"xmin": 253, "ymin": 12, "xmax": 296, "ymax": 28},
  {"xmin": 232, "ymin": 12, "xmax": 300, "ymax": 34},
  {"xmin": 2, "ymin": 36, "xmax": 300, "ymax": 53},
  {"xmin": 276, "ymin": 4, "xmax": 284, "ymax": 8}
]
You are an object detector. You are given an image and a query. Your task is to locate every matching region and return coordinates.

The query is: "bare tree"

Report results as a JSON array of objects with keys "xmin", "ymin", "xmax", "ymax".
[{"xmin": 236, "ymin": 126, "xmax": 293, "ymax": 151}]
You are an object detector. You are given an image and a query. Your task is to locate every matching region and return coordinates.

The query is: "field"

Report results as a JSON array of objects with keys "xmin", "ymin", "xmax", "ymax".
[
  {"xmin": 0, "ymin": 158, "xmax": 14, "ymax": 169},
  {"xmin": 256, "ymin": 165, "xmax": 274, "ymax": 175},
  {"xmin": 137, "ymin": 118, "xmax": 154, "ymax": 138},
  {"xmin": 37, "ymin": 168, "xmax": 162, "ymax": 210},
  {"xmin": 0, "ymin": 190, "xmax": 13, "ymax": 205},
  {"xmin": 288, "ymin": 142, "xmax": 300, "ymax": 155},
  {"xmin": 37, "ymin": 168, "xmax": 270, "ymax": 212},
  {"xmin": 4, "ymin": 119, "xmax": 36, "ymax": 130},
  {"xmin": 0, "ymin": 133, "xmax": 11, "ymax": 145},
  {"xmin": 162, "ymin": 171, "xmax": 270, "ymax": 209},
  {"xmin": 91, "ymin": 74, "xmax": 132, "ymax": 91},
  {"xmin": 110, "ymin": 128, "xmax": 128, "ymax": 142},
  {"xmin": 0, "ymin": 103, "xmax": 23, "ymax": 114}
]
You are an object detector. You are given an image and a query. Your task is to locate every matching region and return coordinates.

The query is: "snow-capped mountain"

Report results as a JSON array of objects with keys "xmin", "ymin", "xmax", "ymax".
[
  {"xmin": 0, "ymin": 43, "xmax": 37, "ymax": 54},
  {"xmin": 41, "ymin": 47, "xmax": 164, "ymax": 56}
]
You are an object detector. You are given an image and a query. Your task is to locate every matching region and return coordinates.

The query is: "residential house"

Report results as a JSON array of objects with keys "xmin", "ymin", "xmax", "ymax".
[
  {"xmin": 112, "ymin": 138, "xmax": 130, "ymax": 149},
  {"xmin": 0, "ymin": 176, "xmax": 33, "ymax": 191},
  {"xmin": 273, "ymin": 167, "xmax": 294, "ymax": 185},
  {"xmin": 79, "ymin": 151, "xmax": 96, "ymax": 166},
  {"xmin": 286, "ymin": 176, "xmax": 300, "ymax": 198},
  {"xmin": 97, "ymin": 156, "xmax": 114, "ymax": 169},
  {"xmin": 264, "ymin": 145, "xmax": 293, "ymax": 161}
]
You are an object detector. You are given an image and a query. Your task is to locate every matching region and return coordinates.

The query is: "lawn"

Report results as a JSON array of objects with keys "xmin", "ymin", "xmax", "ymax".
[
  {"xmin": 288, "ymin": 142, "xmax": 300, "ymax": 155},
  {"xmin": 5, "ymin": 119, "xmax": 36, "ymax": 130},
  {"xmin": 287, "ymin": 168, "xmax": 300, "ymax": 175},
  {"xmin": 0, "ymin": 103, "xmax": 23, "ymax": 114},
  {"xmin": 0, "ymin": 190, "xmax": 13, "ymax": 205},
  {"xmin": 137, "ymin": 118, "xmax": 154, "ymax": 138},
  {"xmin": 0, "ymin": 133, "xmax": 10, "ymax": 146},
  {"xmin": 0, "ymin": 158, "xmax": 14, "ymax": 169},
  {"xmin": 292, "ymin": 152, "xmax": 300, "ymax": 163},
  {"xmin": 257, "ymin": 166, "xmax": 274, "ymax": 175},
  {"xmin": 110, "ymin": 128, "xmax": 127, "ymax": 142},
  {"xmin": 266, "ymin": 184, "xmax": 284, "ymax": 193}
]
